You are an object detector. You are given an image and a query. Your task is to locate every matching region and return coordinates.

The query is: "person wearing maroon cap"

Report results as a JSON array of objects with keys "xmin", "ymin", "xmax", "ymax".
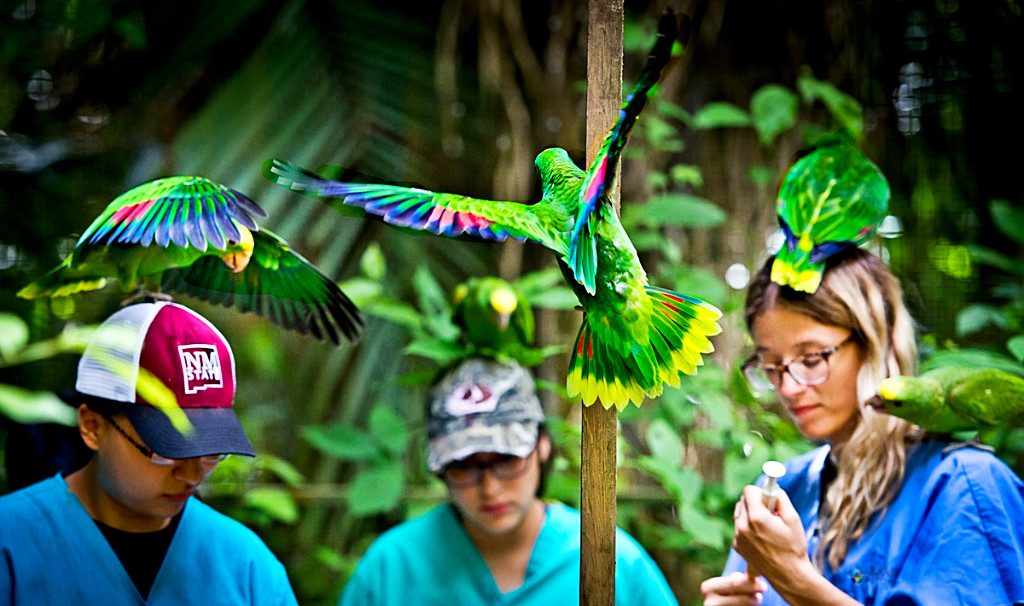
[{"xmin": 0, "ymin": 302, "xmax": 299, "ymax": 606}]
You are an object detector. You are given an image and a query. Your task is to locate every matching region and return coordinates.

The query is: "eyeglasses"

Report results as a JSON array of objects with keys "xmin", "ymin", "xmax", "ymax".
[
  {"xmin": 102, "ymin": 415, "xmax": 229, "ymax": 467},
  {"xmin": 441, "ymin": 448, "xmax": 536, "ymax": 489},
  {"xmin": 742, "ymin": 337, "xmax": 853, "ymax": 392}
]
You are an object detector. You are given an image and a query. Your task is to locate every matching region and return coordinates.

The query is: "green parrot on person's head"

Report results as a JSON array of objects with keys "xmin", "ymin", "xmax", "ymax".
[
  {"xmin": 868, "ymin": 366, "xmax": 1024, "ymax": 433},
  {"xmin": 263, "ymin": 9, "xmax": 722, "ymax": 409},
  {"xmin": 771, "ymin": 136, "xmax": 890, "ymax": 294},
  {"xmin": 452, "ymin": 277, "xmax": 533, "ymax": 355},
  {"xmin": 18, "ymin": 176, "xmax": 362, "ymax": 344}
]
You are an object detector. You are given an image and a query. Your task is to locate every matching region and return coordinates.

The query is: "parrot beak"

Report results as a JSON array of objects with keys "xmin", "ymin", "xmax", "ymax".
[
  {"xmin": 865, "ymin": 395, "xmax": 886, "ymax": 411},
  {"xmin": 222, "ymin": 250, "xmax": 252, "ymax": 273},
  {"xmin": 221, "ymin": 225, "xmax": 255, "ymax": 273}
]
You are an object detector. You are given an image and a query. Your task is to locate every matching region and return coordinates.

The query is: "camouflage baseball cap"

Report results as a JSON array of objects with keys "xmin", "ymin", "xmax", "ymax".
[{"xmin": 426, "ymin": 359, "xmax": 544, "ymax": 472}]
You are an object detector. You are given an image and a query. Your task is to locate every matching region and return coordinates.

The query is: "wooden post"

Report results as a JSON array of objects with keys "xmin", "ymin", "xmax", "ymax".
[{"xmin": 580, "ymin": 1, "xmax": 622, "ymax": 605}]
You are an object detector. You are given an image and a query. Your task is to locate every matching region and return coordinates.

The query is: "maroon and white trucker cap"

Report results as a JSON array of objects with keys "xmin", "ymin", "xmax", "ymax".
[{"xmin": 76, "ymin": 301, "xmax": 255, "ymax": 458}]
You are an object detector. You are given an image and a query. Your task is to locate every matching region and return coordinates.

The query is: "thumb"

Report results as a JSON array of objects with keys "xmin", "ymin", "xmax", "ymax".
[{"xmin": 772, "ymin": 486, "xmax": 801, "ymax": 525}]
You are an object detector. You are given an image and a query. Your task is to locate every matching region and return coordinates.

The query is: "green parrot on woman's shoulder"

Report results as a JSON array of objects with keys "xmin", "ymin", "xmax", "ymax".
[
  {"xmin": 18, "ymin": 176, "xmax": 362, "ymax": 343},
  {"xmin": 264, "ymin": 9, "xmax": 721, "ymax": 409},
  {"xmin": 869, "ymin": 366, "xmax": 1024, "ymax": 433}
]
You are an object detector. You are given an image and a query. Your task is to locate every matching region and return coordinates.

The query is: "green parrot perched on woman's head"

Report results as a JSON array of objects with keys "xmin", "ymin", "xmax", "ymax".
[
  {"xmin": 264, "ymin": 9, "xmax": 722, "ymax": 409},
  {"xmin": 771, "ymin": 137, "xmax": 890, "ymax": 294},
  {"xmin": 18, "ymin": 176, "xmax": 362, "ymax": 344}
]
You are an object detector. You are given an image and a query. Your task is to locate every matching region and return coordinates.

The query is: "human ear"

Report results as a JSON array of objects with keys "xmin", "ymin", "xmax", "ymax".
[
  {"xmin": 77, "ymin": 405, "xmax": 103, "ymax": 451},
  {"xmin": 537, "ymin": 433, "xmax": 552, "ymax": 463}
]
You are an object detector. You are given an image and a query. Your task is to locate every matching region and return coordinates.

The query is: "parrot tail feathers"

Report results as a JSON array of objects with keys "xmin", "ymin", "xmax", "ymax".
[
  {"xmin": 567, "ymin": 322, "xmax": 649, "ymax": 411},
  {"xmin": 645, "ymin": 285, "xmax": 721, "ymax": 374},
  {"xmin": 770, "ymin": 247, "xmax": 823, "ymax": 294},
  {"xmin": 567, "ymin": 288, "xmax": 721, "ymax": 410}
]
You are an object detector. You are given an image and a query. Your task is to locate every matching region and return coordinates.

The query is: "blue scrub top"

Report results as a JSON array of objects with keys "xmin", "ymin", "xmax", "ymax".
[
  {"xmin": 0, "ymin": 475, "xmax": 298, "ymax": 606},
  {"xmin": 724, "ymin": 440, "xmax": 1024, "ymax": 605}
]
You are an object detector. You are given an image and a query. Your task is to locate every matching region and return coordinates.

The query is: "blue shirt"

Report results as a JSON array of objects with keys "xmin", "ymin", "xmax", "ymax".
[
  {"xmin": 723, "ymin": 441, "xmax": 1024, "ymax": 605},
  {"xmin": 0, "ymin": 475, "xmax": 298, "ymax": 606},
  {"xmin": 339, "ymin": 501, "xmax": 679, "ymax": 605}
]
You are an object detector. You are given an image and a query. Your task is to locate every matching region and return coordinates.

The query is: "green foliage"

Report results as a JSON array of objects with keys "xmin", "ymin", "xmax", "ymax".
[
  {"xmin": 303, "ymin": 405, "xmax": 412, "ymax": 517},
  {"xmin": 204, "ymin": 453, "xmax": 305, "ymax": 527},
  {"xmin": 750, "ymin": 84, "xmax": 800, "ymax": 146},
  {"xmin": 0, "ymin": 313, "xmax": 93, "ymax": 425}
]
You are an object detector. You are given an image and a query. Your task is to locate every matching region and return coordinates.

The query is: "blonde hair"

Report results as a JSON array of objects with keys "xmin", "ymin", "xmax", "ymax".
[{"xmin": 745, "ymin": 249, "xmax": 918, "ymax": 570}]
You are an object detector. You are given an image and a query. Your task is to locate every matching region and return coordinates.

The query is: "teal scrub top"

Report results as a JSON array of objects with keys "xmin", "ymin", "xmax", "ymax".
[{"xmin": 339, "ymin": 501, "xmax": 679, "ymax": 605}]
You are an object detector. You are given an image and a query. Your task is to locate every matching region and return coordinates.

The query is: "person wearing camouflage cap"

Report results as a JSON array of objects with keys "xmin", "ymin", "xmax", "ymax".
[{"xmin": 339, "ymin": 358, "xmax": 678, "ymax": 605}]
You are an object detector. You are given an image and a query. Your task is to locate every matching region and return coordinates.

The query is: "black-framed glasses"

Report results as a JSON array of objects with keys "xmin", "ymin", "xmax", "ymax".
[
  {"xmin": 441, "ymin": 448, "xmax": 536, "ymax": 489},
  {"xmin": 742, "ymin": 337, "xmax": 853, "ymax": 392},
  {"xmin": 102, "ymin": 415, "xmax": 228, "ymax": 467}
]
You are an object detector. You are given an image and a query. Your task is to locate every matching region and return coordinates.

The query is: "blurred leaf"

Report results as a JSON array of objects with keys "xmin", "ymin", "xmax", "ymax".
[
  {"xmin": 691, "ymin": 102, "xmax": 751, "ymax": 130},
  {"xmin": 414, "ymin": 265, "xmax": 459, "ymax": 341},
  {"xmin": 796, "ymin": 67, "xmax": 863, "ymax": 139},
  {"xmin": 403, "ymin": 337, "xmax": 467, "ymax": 363},
  {"xmin": 368, "ymin": 405, "xmax": 409, "ymax": 456},
  {"xmin": 990, "ymin": 199, "xmax": 1024, "ymax": 247},
  {"xmin": 669, "ymin": 164, "xmax": 703, "ymax": 188},
  {"xmin": 646, "ymin": 418, "xmax": 683, "ymax": 466},
  {"xmin": 645, "ymin": 170, "xmax": 669, "ymax": 190},
  {"xmin": 361, "ymin": 299, "xmax": 424, "ymax": 330},
  {"xmin": 630, "ymin": 193, "xmax": 727, "ymax": 228},
  {"xmin": 921, "ymin": 349, "xmax": 1024, "ymax": 375},
  {"xmin": 0, "ymin": 384, "xmax": 78, "ymax": 425},
  {"xmin": 965, "ymin": 244, "xmax": 1024, "ymax": 276},
  {"xmin": 243, "ymin": 486, "xmax": 300, "ymax": 524},
  {"xmin": 642, "ymin": 115, "xmax": 684, "ymax": 152},
  {"xmin": 302, "ymin": 424, "xmax": 377, "ymax": 461},
  {"xmin": 749, "ymin": 165, "xmax": 778, "ymax": 187},
  {"xmin": 1008, "ymin": 336, "xmax": 1024, "ymax": 364},
  {"xmin": 679, "ymin": 502, "xmax": 728, "ymax": 548},
  {"xmin": 956, "ymin": 304, "xmax": 1007, "ymax": 337},
  {"xmin": 656, "ymin": 99, "xmax": 693, "ymax": 126},
  {"xmin": 750, "ymin": 84, "xmax": 799, "ymax": 146},
  {"xmin": 360, "ymin": 242, "xmax": 387, "ymax": 281},
  {"xmin": 523, "ymin": 287, "xmax": 579, "ymax": 311},
  {"xmin": 258, "ymin": 453, "xmax": 306, "ymax": 486},
  {"xmin": 0, "ymin": 313, "xmax": 29, "ymax": 358},
  {"xmin": 346, "ymin": 463, "xmax": 404, "ymax": 516},
  {"xmin": 338, "ymin": 277, "xmax": 385, "ymax": 306}
]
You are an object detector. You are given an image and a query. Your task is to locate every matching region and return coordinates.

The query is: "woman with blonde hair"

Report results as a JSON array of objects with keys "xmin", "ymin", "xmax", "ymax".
[{"xmin": 701, "ymin": 248, "xmax": 1024, "ymax": 605}]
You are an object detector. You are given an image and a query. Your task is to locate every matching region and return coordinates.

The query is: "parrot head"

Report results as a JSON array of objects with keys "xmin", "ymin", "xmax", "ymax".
[
  {"xmin": 489, "ymin": 284, "xmax": 519, "ymax": 331},
  {"xmin": 221, "ymin": 224, "xmax": 255, "ymax": 273},
  {"xmin": 868, "ymin": 375, "xmax": 944, "ymax": 427}
]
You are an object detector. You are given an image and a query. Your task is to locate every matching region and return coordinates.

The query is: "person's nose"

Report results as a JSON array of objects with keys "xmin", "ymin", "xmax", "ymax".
[
  {"xmin": 777, "ymin": 367, "xmax": 807, "ymax": 400},
  {"xmin": 173, "ymin": 458, "xmax": 206, "ymax": 486},
  {"xmin": 477, "ymin": 466, "xmax": 501, "ymax": 496}
]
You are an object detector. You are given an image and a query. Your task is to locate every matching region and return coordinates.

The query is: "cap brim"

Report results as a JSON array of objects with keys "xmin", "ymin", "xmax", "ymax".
[
  {"xmin": 121, "ymin": 405, "xmax": 255, "ymax": 459},
  {"xmin": 427, "ymin": 421, "xmax": 538, "ymax": 472}
]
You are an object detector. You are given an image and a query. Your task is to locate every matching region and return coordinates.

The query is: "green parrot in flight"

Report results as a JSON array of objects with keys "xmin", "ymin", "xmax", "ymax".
[
  {"xmin": 18, "ymin": 176, "xmax": 362, "ymax": 344},
  {"xmin": 771, "ymin": 138, "xmax": 890, "ymax": 293},
  {"xmin": 868, "ymin": 366, "xmax": 1024, "ymax": 433},
  {"xmin": 263, "ymin": 9, "xmax": 721, "ymax": 409}
]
